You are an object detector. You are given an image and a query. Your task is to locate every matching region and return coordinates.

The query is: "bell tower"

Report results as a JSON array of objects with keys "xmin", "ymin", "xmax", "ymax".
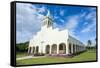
[{"xmin": 42, "ymin": 10, "xmax": 53, "ymax": 28}]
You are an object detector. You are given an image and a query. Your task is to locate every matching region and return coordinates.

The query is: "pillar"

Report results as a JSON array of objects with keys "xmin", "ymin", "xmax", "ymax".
[
  {"xmin": 78, "ymin": 46, "xmax": 79, "ymax": 52},
  {"xmin": 77, "ymin": 46, "xmax": 79, "ymax": 52},
  {"xmin": 31, "ymin": 47, "xmax": 33, "ymax": 54},
  {"xmin": 50, "ymin": 45, "xmax": 52, "ymax": 54},
  {"xmin": 79, "ymin": 46, "xmax": 80, "ymax": 51},
  {"xmin": 57, "ymin": 45, "xmax": 59, "ymax": 54},
  {"xmin": 66, "ymin": 43, "xmax": 69, "ymax": 54},
  {"xmin": 77, "ymin": 45, "xmax": 78, "ymax": 52},
  {"xmin": 42, "ymin": 45, "xmax": 46, "ymax": 54},
  {"xmin": 28, "ymin": 47, "xmax": 30, "ymax": 54},
  {"xmin": 71, "ymin": 44, "xmax": 73, "ymax": 54},
  {"xmin": 76, "ymin": 45, "xmax": 77, "ymax": 53},
  {"xmin": 75, "ymin": 45, "xmax": 76, "ymax": 53},
  {"xmin": 34, "ymin": 47, "xmax": 36, "ymax": 54},
  {"xmin": 79, "ymin": 46, "xmax": 81, "ymax": 51}
]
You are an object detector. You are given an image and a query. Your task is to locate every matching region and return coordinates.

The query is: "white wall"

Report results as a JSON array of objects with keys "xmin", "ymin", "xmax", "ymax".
[{"xmin": 0, "ymin": 0, "xmax": 99, "ymax": 68}]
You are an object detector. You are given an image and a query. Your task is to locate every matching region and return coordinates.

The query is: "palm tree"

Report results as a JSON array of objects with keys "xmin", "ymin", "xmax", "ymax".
[{"xmin": 87, "ymin": 40, "xmax": 92, "ymax": 50}]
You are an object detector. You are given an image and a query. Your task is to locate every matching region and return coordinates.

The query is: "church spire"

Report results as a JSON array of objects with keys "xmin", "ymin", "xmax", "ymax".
[
  {"xmin": 42, "ymin": 10, "xmax": 53, "ymax": 28},
  {"xmin": 46, "ymin": 10, "xmax": 50, "ymax": 17}
]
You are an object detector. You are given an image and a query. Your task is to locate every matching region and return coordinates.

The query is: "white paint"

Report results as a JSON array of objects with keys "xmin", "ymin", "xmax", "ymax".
[
  {"xmin": 29, "ymin": 11, "xmax": 85, "ymax": 55},
  {"xmin": 0, "ymin": 0, "xmax": 99, "ymax": 68}
]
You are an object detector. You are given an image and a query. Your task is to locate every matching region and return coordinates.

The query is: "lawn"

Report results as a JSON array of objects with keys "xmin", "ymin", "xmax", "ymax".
[
  {"xmin": 16, "ymin": 50, "xmax": 97, "ymax": 65},
  {"xmin": 16, "ymin": 52, "xmax": 28, "ymax": 58}
]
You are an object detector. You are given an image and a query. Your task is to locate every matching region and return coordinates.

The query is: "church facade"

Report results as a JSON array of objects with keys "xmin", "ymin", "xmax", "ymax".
[{"xmin": 28, "ymin": 11, "xmax": 86, "ymax": 56}]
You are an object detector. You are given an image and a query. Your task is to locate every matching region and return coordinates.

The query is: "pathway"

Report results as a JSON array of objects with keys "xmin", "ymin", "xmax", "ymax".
[{"xmin": 16, "ymin": 56, "xmax": 46, "ymax": 60}]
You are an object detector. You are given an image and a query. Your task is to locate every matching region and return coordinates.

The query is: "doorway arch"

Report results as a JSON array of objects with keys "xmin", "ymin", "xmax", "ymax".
[
  {"xmin": 69, "ymin": 43, "xmax": 71, "ymax": 54},
  {"xmin": 45, "ymin": 45, "xmax": 50, "ymax": 54},
  {"xmin": 51, "ymin": 44, "xmax": 57, "ymax": 54},
  {"xmin": 59, "ymin": 43, "xmax": 66, "ymax": 54},
  {"xmin": 36, "ymin": 46, "xmax": 39, "ymax": 54}
]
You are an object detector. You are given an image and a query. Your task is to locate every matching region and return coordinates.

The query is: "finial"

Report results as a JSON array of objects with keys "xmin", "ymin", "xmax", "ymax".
[{"xmin": 47, "ymin": 10, "xmax": 50, "ymax": 17}]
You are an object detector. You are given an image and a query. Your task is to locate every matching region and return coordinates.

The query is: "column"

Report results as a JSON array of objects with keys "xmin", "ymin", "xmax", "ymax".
[
  {"xmin": 71, "ymin": 44, "xmax": 73, "ymax": 54},
  {"xmin": 75, "ymin": 45, "xmax": 76, "ymax": 53},
  {"xmin": 76, "ymin": 45, "xmax": 78, "ymax": 53},
  {"xmin": 77, "ymin": 46, "xmax": 79, "ymax": 52},
  {"xmin": 42, "ymin": 45, "xmax": 45, "ymax": 54},
  {"xmin": 76, "ymin": 45, "xmax": 77, "ymax": 53},
  {"xmin": 50, "ymin": 45, "xmax": 52, "ymax": 54},
  {"xmin": 28, "ymin": 47, "xmax": 30, "ymax": 54},
  {"xmin": 79, "ymin": 46, "xmax": 80, "ymax": 51},
  {"xmin": 78, "ymin": 46, "xmax": 79, "ymax": 52},
  {"xmin": 73, "ymin": 45, "xmax": 74, "ymax": 54},
  {"xmin": 80, "ymin": 46, "xmax": 81, "ymax": 51},
  {"xmin": 66, "ymin": 44, "xmax": 69, "ymax": 54},
  {"xmin": 57, "ymin": 45, "xmax": 59, "ymax": 54},
  {"xmin": 34, "ymin": 47, "xmax": 36, "ymax": 54},
  {"xmin": 81, "ymin": 46, "xmax": 82, "ymax": 51},
  {"xmin": 31, "ymin": 47, "xmax": 33, "ymax": 54},
  {"xmin": 33, "ymin": 47, "xmax": 34, "ymax": 54}
]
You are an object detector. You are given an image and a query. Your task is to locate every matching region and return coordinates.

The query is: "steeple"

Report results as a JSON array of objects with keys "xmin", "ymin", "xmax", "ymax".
[
  {"xmin": 42, "ymin": 10, "xmax": 53, "ymax": 28},
  {"xmin": 47, "ymin": 10, "xmax": 50, "ymax": 17}
]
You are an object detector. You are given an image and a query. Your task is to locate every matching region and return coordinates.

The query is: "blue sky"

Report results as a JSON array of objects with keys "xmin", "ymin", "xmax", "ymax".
[{"xmin": 16, "ymin": 3, "xmax": 96, "ymax": 45}]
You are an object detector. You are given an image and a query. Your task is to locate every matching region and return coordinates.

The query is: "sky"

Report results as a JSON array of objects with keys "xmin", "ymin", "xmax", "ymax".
[{"xmin": 16, "ymin": 3, "xmax": 97, "ymax": 45}]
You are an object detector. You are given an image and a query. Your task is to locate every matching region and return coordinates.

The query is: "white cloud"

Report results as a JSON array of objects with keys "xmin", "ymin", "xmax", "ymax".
[
  {"xmin": 60, "ymin": 19, "xmax": 65, "ymax": 23},
  {"xmin": 80, "ymin": 12, "xmax": 86, "ymax": 17},
  {"xmin": 83, "ymin": 22, "xmax": 88, "ymax": 25},
  {"xmin": 54, "ymin": 16, "xmax": 59, "ymax": 19},
  {"xmin": 81, "ymin": 18, "xmax": 96, "ymax": 33},
  {"xmin": 65, "ymin": 15, "xmax": 79, "ymax": 30},
  {"xmin": 38, "ymin": 6, "xmax": 46, "ymax": 13},
  {"xmin": 60, "ymin": 10, "xmax": 64, "ymax": 16},
  {"xmin": 16, "ymin": 3, "xmax": 45, "ymax": 43},
  {"xmin": 53, "ymin": 15, "xmax": 81, "ymax": 40},
  {"xmin": 85, "ymin": 11, "xmax": 95, "ymax": 20},
  {"xmin": 81, "ymin": 9, "xmax": 96, "ymax": 33},
  {"xmin": 69, "ymin": 30, "xmax": 80, "ymax": 40}
]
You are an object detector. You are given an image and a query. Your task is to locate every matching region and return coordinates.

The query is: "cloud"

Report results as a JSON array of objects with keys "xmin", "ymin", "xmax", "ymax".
[
  {"xmin": 16, "ymin": 3, "xmax": 45, "ymax": 43},
  {"xmin": 85, "ymin": 12, "xmax": 95, "ymax": 20},
  {"xmin": 38, "ymin": 6, "xmax": 46, "ymax": 13},
  {"xmin": 83, "ymin": 22, "xmax": 88, "ymax": 25},
  {"xmin": 81, "ymin": 18, "xmax": 96, "ymax": 33},
  {"xmin": 54, "ymin": 16, "xmax": 59, "ymax": 19},
  {"xmin": 60, "ymin": 10, "xmax": 64, "ymax": 16},
  {"xmin": 53, "ymin": 15, "xmax": 81, "ymax": 40},
  {"xmin": 60, "ymin": 19, "xmax": 65, "ymax": 23},
  {"xmin": 16, "ymin": 3, "xmax": 96, "ymax": 44},
  {"xmin": 81, "ymin": 9, "xmax": 96, "ymax": 33},
  {"xmin": 65, "ymin": 15, "xmax": 79, "ymax": 30}
]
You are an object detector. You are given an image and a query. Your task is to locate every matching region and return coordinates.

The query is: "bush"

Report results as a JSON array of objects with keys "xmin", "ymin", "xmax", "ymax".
[
  {"xmin": 34, "ymin": 53, "xmax": 45, "ymax": 56},
  {"xmin": 16, "ymin": 41, "xmax": 29, "ymax": 52}
]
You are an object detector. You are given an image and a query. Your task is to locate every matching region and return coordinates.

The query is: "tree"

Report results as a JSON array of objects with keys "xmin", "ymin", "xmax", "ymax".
[
  {"xmin": 95, "ymin": 38, "xmax": 97, "ymax": 49},
  {"xmin": 16, "ymin": 41, "xmax": 29, "ymax": 52},
  {"xmin": 87, "ymin": 40, "xmax": 92, "ymax": 50}
]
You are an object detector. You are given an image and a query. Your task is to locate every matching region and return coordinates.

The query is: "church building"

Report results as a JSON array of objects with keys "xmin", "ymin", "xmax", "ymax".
[{"xmin": 28, "ymin": 11, "xmax": 86, "ymax": 56}]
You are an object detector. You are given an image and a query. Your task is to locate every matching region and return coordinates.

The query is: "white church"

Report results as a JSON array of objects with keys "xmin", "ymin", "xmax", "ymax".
[{"xmin": 28, "ymin": 11, "xmax": 86, "ymax": 56}]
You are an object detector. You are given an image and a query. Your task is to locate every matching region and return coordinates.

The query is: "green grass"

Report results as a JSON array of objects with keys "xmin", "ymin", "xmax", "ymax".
[
  {"xmin": 16, "ymin": 50, "xmax": 96, "ymax": 65},
  {"xmin": 16, "ymin": 52, "xmax": 28, "ymax": 58}
]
